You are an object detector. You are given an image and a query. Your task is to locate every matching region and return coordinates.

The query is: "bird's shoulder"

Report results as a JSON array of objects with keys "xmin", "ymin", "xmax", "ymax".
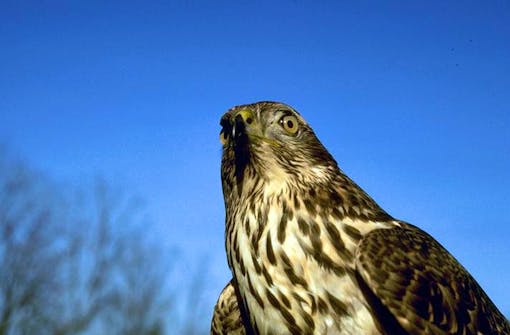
[{"xmin": 355, "ymin": 223, "xmax": 510, "ymax": 335}]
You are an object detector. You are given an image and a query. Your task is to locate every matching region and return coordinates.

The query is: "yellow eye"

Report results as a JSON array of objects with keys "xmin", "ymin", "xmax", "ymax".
[
  {"xmin": 280, "ymin": 115, "xmax": 299, "ymax": 134},
  {"xmin": 219, "ymin": 130, "xmax": 228, "ymax": 145}
]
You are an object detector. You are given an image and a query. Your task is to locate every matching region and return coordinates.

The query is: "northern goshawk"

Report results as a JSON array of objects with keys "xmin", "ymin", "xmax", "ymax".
[{"xmin": 211, "ymin": 101, "xmax": 510, "ymax": 334}]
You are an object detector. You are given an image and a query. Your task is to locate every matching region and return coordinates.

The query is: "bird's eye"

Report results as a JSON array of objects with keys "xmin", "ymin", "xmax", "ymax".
[
  {"xmin": 279, "ymin": 115, "xmax": 299, "ymax": 135},
  {"xmin": 219, "ymin": 130, "xmax": 228, "ymax": 145}
]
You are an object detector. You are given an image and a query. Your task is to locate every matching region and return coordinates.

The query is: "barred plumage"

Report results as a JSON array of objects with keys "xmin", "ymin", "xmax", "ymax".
[{"xmin": 212, "ymin": 101, "xmax": 510, "ymax": 334}]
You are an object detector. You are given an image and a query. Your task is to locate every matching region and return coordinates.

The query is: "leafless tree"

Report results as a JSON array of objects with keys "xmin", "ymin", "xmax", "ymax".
[
  {"xmin": 52, "ymin": 180, "xmax": 172, "ymax": 335},
  {"xmin": 0, "ymin": 152, "xmax": 65, "ymax": 335},
  {"xmin": 0, "ymin": 149, "xmax": 177, "ymax": 335}
]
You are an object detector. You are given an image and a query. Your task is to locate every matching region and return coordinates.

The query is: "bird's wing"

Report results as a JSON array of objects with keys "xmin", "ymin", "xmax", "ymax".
[
  {"xmin": 211, "ymin": 280, "xmax": 246, "ymax": 335},
  {"xmin": 355, "ymin": 224, "xmax": 510, "ymax": 335}
]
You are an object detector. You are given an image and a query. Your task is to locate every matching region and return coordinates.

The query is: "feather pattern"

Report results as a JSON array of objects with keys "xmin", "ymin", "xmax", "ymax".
[{"xmin": 211, "ymin": 101, "xmax": 510, "ymax": 335}]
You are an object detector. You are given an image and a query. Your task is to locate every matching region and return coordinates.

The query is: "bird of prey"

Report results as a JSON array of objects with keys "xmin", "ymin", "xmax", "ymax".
[{"xmin": 212, "ymin": 101, "xmax": 510, "ymax": 335}]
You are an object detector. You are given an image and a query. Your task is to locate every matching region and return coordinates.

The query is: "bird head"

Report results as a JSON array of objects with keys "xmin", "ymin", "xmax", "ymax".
[{"xmin": 219, "ymin": 101, "xmax": 338, "ymax": 199}]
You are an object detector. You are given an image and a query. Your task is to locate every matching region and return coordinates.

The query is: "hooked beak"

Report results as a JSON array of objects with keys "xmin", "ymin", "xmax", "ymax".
[{"xmin": 232, "ymin": 109, "xmax": 253, "ymax": 139}]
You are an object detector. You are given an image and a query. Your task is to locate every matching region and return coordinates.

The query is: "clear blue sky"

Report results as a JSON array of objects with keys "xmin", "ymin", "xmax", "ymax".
[{"xmin": 1, "ymin": 0, "xmax": 509, "ymax": 318}]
